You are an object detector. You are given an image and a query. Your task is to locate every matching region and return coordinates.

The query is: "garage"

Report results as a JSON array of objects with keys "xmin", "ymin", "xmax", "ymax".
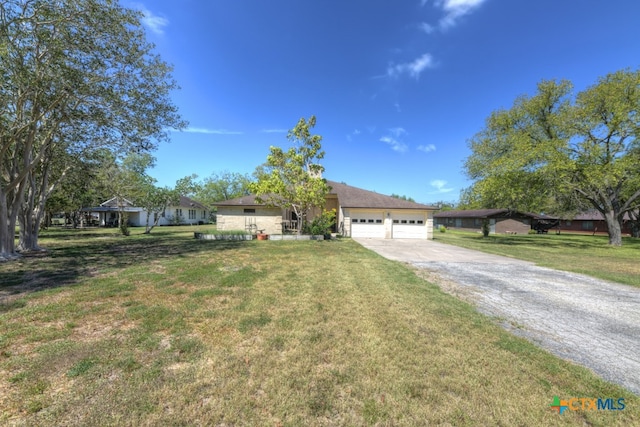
[
  {"xmin": 391, "ymin": 212, "xmax": 427, "ymax": 239},
  {"xmin": 350, "ymin": 213, "xmax": 385, "ymax": 238}
]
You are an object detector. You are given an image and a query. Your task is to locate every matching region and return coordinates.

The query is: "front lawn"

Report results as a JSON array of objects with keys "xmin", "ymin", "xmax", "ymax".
[
  {"xmin": 435, "ymin": 230, "xmax": 640, "ymax": 287},
  {"xmin": 0, "ymin": 227, "xmax": 637, "ymax": 425}
]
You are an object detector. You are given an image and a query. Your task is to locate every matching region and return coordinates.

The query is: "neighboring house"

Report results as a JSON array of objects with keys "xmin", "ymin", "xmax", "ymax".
[
  {"xmin": 557, "ymin": 211, "xmax": 632, "ymax": 235},
  {"xmin": 84, "ymin": 196, "xmax": 208, "ymax": 227},
  {"xmin": 434, "ymin": 209, "xmax": 556, "ymax": 234},
  {"xmin": 214, "ymin": 180, "xmax": 439, "ymax": 239}
]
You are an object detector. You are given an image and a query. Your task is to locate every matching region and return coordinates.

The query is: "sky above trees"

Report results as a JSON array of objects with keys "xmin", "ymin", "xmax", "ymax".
[{"xmin": 135, "ymin": 0, "xmax": 640, "ymax": 204}]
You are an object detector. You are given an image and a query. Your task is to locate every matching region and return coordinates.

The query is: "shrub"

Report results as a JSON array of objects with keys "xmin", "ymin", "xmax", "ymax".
[
  {"xmin": 482, "ymin": 219, "xmax": 490, "ymax": 237},
  {"xmin": 439, "ymin": 225, "xmax": 447, "ymax": 233},
  {"xmin": 304, "ymin": 209, "xmax": 336, "ymax": 236},
  {"xmin": 216, "ymin": 230, "xmax": 248, "ymax": 236}
]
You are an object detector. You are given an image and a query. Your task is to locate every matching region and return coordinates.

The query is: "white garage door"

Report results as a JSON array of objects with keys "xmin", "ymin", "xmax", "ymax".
[
  {"xmin": 351, "ymin": 215, "xmax": 385, "ymax": 238},
  {"xmin": 392, "ymin": 213, "xmax": 426, "ymax": 239}
]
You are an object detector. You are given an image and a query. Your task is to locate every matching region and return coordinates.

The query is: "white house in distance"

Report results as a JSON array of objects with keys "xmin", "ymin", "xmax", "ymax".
[
  {"xmin": 214, "ymin": 180, "xmax": 438, "ymax": 239},
  {"xmin": 85, "ymin": 196, "xmax": 208, "ymax": 227}
]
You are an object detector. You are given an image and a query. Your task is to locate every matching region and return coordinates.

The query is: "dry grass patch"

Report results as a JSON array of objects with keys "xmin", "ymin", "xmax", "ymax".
[{"xmin": 0, "ymin": 227, "xmax": 637, "ymax": 425}]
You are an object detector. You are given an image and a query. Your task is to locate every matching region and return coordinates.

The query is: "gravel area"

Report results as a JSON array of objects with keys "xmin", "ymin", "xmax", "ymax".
[{"xmin": 355, "ymin": 238, "xmax": 640, "ymax": 395}]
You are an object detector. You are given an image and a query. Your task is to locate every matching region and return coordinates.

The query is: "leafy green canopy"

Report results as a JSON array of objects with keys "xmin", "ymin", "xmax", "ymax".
[
  {"xmin": 464, "ymin": 69, "xmax": 640, "ymax": 245},
  {"xmin": 250, "ymin": 116, "xmax": 329, "ymax": 233},
  {"xmin": 0, "ymin": 0, "xmax": 185, "ymax": 258}
]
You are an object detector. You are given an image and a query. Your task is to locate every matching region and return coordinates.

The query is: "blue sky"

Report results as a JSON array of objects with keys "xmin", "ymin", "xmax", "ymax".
[{"xmin": 132, "ymin": 0, "xmax": 640, "ymax": 204}]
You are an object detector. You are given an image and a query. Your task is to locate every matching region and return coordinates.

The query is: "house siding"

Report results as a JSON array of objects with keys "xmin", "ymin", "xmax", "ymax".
[
  {"xmin": 557, "ymin": 219, "xmax": 631, "ymax": 235},
  {"xmin": 216, "ymin": 206, "xmax": 282, "ymax": 235},
  {"xmin": 495, "ymin": 218, "xmax": 531, "ymax": 234},
  {"xmin": 435, "ymin": 213, "xmax": 533, "ymax": 235}
]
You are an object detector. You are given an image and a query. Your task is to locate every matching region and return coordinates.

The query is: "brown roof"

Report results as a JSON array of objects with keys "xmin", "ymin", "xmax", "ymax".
[
  {"xmin": 213, "ymin": 194, "xmax": 269, "ymax": 207},
  {"xmin": 434, "ymin": 209, "xmax": 555, "ymax": 220},
  {"xmin": 326, "ymin": 180, "xmax": 437, "ymax": 210},
  {"xmin": 178, "ymin": 196, "xmax": 207, "ymax": 210},
  {"xmin": 214, "ymin": 180, "xmax": 438, "ymax": 210}
]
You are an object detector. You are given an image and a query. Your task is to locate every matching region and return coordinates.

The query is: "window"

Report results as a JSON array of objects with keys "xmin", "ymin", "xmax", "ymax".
[
  {"xmin": 368, "ymin": 219, "xmax": 375, "ymax": 223},
  {"xmin": 202, "ymin": 211, "xmax": 206, "ymax": 219},
  {"xmin": 401, "ymin": 220, "xmax": 407, "ymax": 224},
  {"xmin": 244, "ymin": 208, "xmax": 256, "ymax": 213},
  {"xmin": 375, "ymin": 219, "xmax": 382, "ymax": 224},
  {"xmin": 409, "ymin": 220, "xmax": 415, "ymax": 224},
  {"xmin": 474, "ymin": 218, "xmax": 481, "ymax": 226},
  {"xmin": 188, "ymin": 209, "xmax": 196, "ymax": 219},
  {"xmin": 393, "ymin": 219, "xmax": 399, "ymax": 224},
  {"xmin": 417, "ymin": 220, "xmax": 424, "ymax": 225},
  {"xmin": 581, "ymin": 221, "xmax": 594, "ymax": 230},
  {"xmin": 565, "ymin": 220, "xmax": 572, "ymax": 226},
  {"xmin": 176, "ymin": 208, "xmax": 183, "ymax": 217}
]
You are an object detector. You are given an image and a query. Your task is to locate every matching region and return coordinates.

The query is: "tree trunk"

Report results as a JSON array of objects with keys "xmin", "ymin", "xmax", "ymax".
[
  {"xmin": 603, "ymin": 210, "xmax": 623, "ymax": 246},
  {"xmin": 0, "ymin": 164, "xmax": 31, "ymax": 260},
  {"xmin": 628, "ymin": 210, "xmax": 640, "ymax": 238},
  {"xmin": 144, "ymin": 211, "xmax": 152, "ymax": 234},
  {"xmin": 0, "ymin": 193, "xmax": 15, "ymax": 260},
  {"xmin": 17, "ymin": 161, "xmax": 56, "ymax": 252},
  {"xmin": 0, "ymin": 188, "xmax": 20, "ymax": 261},
  {"xmin": 17, "ymin": 208, "xmax": 44, "ymax": 252}
]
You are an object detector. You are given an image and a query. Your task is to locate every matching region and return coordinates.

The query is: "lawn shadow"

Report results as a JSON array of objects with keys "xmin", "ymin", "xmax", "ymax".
[{"xmin": 0, "ymin": 229, "xmax": 246, "ymax": 306}]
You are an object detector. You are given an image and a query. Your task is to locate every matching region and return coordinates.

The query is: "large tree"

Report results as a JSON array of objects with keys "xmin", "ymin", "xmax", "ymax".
[
  {"xmin": 0, "ymin": 0, "xmax": 185, "ymax": 259},
  {"xmin": 250, "ymin": 116, "xmax": 329, "ymax": 234},
  {"xmin": 464, "ymin": 69, "xmax": 640, "ymax": 246},
  {"xmin": 195, "ymin": 171, "xmax": 252, "ymax": 205}
]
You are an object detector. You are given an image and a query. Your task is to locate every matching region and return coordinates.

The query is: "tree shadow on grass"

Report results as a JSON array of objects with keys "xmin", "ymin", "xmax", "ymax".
[{"xmin": 0, "ymin": 230, "xmax": 246, "ymax": 309}]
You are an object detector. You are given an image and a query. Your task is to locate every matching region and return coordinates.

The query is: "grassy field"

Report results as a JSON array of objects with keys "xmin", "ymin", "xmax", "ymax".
[
  {"xmin": 434, "ymin": 230, "xmax": 640, "ymax": 287},
  {"xmin": 0, "ymin": 227, "xmax": 637, "ymax": 426}
]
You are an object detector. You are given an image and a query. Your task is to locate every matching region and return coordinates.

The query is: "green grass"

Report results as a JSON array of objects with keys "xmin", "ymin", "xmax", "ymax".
[
  {"xmin": 0, "ymin": 226, "xmax": 637, "ymax": 425},
  {"xmin": 434, "ymin": 230, "xmax": 640, "ymax": 287}
]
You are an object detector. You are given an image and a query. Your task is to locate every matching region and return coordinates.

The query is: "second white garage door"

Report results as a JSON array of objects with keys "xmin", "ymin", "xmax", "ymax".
[
  {"xmin": 392, "ymin": 213, "xmax": 427, "ymax": 239},
  {"xmin": 351, "ymin": 215, "xmax": 385, "ymax": 238}
]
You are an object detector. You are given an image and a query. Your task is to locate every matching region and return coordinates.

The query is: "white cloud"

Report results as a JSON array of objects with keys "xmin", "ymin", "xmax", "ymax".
[
  {"xmin": 419, "ymin": 0, "xmax": 488, "ymax": 34},
  {"xmin": 389, "ymin": 127, "xmax": 407, "ymax": 137},
  {"xmin": 380, "ymin": 127, "xmax": 409, "ymax": 152},
  {"xmin": 419, "ymin": 22, "xmax": 436, "ymax": 34},
  {"xmin": 380, "ymin": 136, "xmax": 408, "ymax": 153},
  {"xmin": 417, "ymin": 144, "xmax": 436, "ymax": 153},
  {"xmin": 346, "ymin": 129, "xmax": 361, "ymax": 142},
  {"xmin": 181, "ymin": 127, "xmax": 243, "ymax": 135},
  {"xmin": 137, "ymin": 5, "xmax": 169, "ymax": 35},
  {"xmin": 437, "ymin": 0, "xmax": 487, "ymax": 30},
  {"xmin": 387, "ymin": 53, "xmax": 435, "ymax": 79},
  {"xmin": 429, "ymin": 179, "xmax": 455, "ymax": 194}
]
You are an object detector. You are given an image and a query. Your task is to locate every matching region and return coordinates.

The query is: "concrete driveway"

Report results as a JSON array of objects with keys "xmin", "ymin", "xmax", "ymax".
[{"xmin": 354, "ymin": 238, "xmax": 640, "ymax": 395}]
